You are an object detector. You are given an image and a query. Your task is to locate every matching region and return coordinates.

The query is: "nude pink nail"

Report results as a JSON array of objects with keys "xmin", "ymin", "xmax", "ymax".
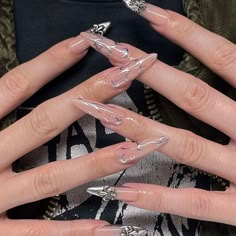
[
  {"xmin": 70, "ymin": 22, "xmax": 111, "ymax": 53},
  {"xmin": 106, "ymin": 53, "xmax": 157, "ymax": 88},
  {"xmin": 95, "ymin": 225, "xmax": 148, "ymax": 236},
  {"xmin": 73, "ymin": 99, "xmax": 124, "ymax": 126},
  {"xmin": 115, "ymin": 136, "xmax": 168, "ymax": 164},
  {"xmin": 123, "ymin": 0, "xmax": 170, "ymax": 26},
  {"xmin": 81, "ymin": 32, "xmax": 130, "ymax": 63}
]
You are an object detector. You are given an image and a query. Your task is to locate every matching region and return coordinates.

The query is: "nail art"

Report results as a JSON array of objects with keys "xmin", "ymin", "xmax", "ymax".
[
  {"xmin": 123, "ymin": 0, "xmax": 147, "ymax": 14},
  {"xmin": 70, "ymin": 22, "xmax": 111, "ymax": 52},
  {"xmin": 74, "ymin": 99, "xmax": 124, "ymax": 126},
  {"xmin": 88, "ymin": 21, "xmax": 111, "ymax": 36},
  {"xmin": 106, "ymin": 53, "xmax": 157, "ymax": 88},
  {"xmin": 116, "ymin": 136, "xmax": 168, "ymax": 164},
  {"xmin": 123, "ymin": 0, "xmax": 170, "ymax": 25},
  {"xmin": 87, "ymin": 185, "xmax": 139, "ymax": 202},
  {"xmin": 88, "ymin": 186, "xmax": 117, "ymax": 201},
  {"xmin": 96, "ymin": 225, "xmax": 148, "ymax": 236},
  {"xmin": 81, "ymin": 32, "xmax": 129, "ymax": 63}
]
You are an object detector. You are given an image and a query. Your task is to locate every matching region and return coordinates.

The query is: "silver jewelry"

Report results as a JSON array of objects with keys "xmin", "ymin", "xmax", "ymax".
[
  {"xmin": 123, "ymin": 0, "xmax": 147, "ymax": 14},
  {"xmin": 121, "ymin": 226, "xmax": 148, "ymax": 236},
  {"xmin": 88, "ymin": 22, "xmax": 111, "ymax": 36},
  {"xmin": 87, "ymin": 186, "xmax": 117, "ymax": 201}
]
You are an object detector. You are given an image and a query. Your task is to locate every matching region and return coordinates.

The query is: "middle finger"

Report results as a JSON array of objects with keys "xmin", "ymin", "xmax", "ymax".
[{"xmin": 74, "ymin": 99, "xmax": 236, "ymax": 184}]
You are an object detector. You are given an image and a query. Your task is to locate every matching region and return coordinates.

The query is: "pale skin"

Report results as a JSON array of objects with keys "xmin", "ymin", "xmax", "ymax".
[
  {"xmin": 0, "ymin": 3, "xmax": 235, "ymax": 235},
  {"xmin": 0, "ymin": 33, "xmax": 155, "ymax": 235},
  {"xmin": 77, "ymin": 3, "xmax": 236, "ymax": 226}
]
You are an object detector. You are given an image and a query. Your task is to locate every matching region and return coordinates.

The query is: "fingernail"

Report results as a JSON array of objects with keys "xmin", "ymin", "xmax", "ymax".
[
  {"xmin": 95, "ymin": 225, "xmax": 148, "ymax": 236},
  {"xmin": 81, "ymin": 32, "xmax": 130, "ymax": 63},
  {"xmin": 123, "ymin": 0, "xmax": 170, "ymax": 25},
  {"xmin": 106, "ymin": 53, "xmax": 157, "ymax": 88},
  {"xmin": 73, "ymin": 99, "xmax": 124, "ymax": 126},
  {"xmin": 70, "ymin": 21, "xmax": 111, "ymax": 53},
  {"xmin": 116, "ymin": 136, "xmax": 168, "ymax": 164},
  {"xmin": 87, "ymin": 185, "xmax": 139, "ymax": 202}
]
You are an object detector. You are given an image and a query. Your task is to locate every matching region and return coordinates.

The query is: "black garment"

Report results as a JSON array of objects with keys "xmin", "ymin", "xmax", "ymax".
[{"xmin": 12, "ymin": 1, "xmax": 211, "ymax": 235}]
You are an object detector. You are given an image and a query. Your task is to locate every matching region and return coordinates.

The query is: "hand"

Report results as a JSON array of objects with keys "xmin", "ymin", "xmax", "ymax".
[
  {"xmin": 0, "ymin": 23, "xmax": 155, "ymax": 235},
  {"xmin": 74, "ymin": 2, "xmax": 236, "ymax": 226}
]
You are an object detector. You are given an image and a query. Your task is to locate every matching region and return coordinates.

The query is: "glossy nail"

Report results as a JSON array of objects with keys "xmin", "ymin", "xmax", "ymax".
[
  {"xmin": 106, "ymin": 53, "xmax": 157, "ymax": 88},
  {"xmin": 81, "ymin": 32, "xmax": 130, "ymax": 63},
  {"xmin": 95, "ymin": 225, "xmax": 148, "ymax": 236},
  {"xmin": 87, "ymin": 185, "xmax": 139, "ymax": 202},
  {"xmin": 73, "ymin": 99, "xmax": 124, "ymax": 126},
  {"xmin": 116, "ymin": 136, "xmax": 168, "ymax": 164},
  {"xmin": 70, "ymin": 22, "xmax": 111, "ymax": 53},
  {"xmin": 123, "ymin": 0, "xmax": 170, "ymax": 25}
]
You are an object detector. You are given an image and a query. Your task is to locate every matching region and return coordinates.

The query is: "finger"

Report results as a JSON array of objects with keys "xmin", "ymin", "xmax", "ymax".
[
  {"xmin": 88, "ymin": 183, "xmax": 236, "ymax": 226},
  {"xmin": 73, "ymin": 99, "xmax": 236, "ymax": 184},
  {"xmin": 0, "ymin": 22, "xmax": 111, "ymax": 119},
  {"xmin": 81, "ymin": 32, "xmax": 236, "ymax": 141},
  {"xmin": 0, "ymin": 139, "xmax": 162, "ymax": 212},
  {"xmin": 0, "ymin": 219, "xmax": 111, "ymax": 236},
  {"xmin": 123, "ymin": 0, "xmax": 236, "ymax": 87},
  {"xmin": 0, "ymin": 54, "xmax": 156, "ymax": 172}
]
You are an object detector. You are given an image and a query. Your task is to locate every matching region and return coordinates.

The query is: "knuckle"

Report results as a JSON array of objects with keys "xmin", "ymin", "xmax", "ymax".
[
  {"xmin": 32, "ymin": 164, "xmax": 64, "ymax": 198},
  {"xmin": 78, "ymin": 83, "xmax": 98, "ymax": 101},
  {"xmin": 89, "ymin": 153, "xmax": 105, "ymax": 177},
  {"xmin": 27, "ymin": 104, "xmax": 58, "ymax": 138},
  {"xmin": 213, "ymin": 42, "xmax": 236, "ymax": 70},
  {"xmin": 169, "ymin": 15, "xmax": 195, "ymax": 40},
  {"xmin": 46, "ymin": 46, "xmax": 66, "ymax": 69},
  {"xmin": 188, "ymin": 190, "xmax": 210, "ymax": 218},
  {"xmin": 2, "ymin": 69, "xmax": 30, "ymax": 98},
  {"xmin": 181, "ymin": 80, "xmax": 210, "ymax": 113},
  {"xmin": 177, "ymin": 131, "xmax": 206, "ymax": 166}
]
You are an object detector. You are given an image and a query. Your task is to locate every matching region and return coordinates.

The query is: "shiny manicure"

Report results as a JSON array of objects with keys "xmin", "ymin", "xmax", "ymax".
[
  {"xmin": 70, "ymin": 21, "xmax": 111, "ymax": 53},
  {"xmin": 123, "ymin": 0, "xmax": 170, "ymax": 25},
  {"xmin": 106, "ymin": 53, "xmax": 157, "ymax": 88},
  {"xmin": 73, "ymin": 99, "xmax": 124, "ymax": 126},
  {"xmin": 116, "ymin": 136, "xmax": 168, "ymax": 164},
  {"xmin": 81, "ymin": 32, "xmax": 130, "ymax": 63},
  {"xmin": 95, "ymin": 225, "xmax": 148, "ymax": 236}
]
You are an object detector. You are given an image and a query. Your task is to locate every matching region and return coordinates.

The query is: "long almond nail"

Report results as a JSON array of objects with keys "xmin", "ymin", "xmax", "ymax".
[
  {"xmin": 123, "ymin": 0, "xmax": 170, "ymax": 25},
  {"xmin": 70, "ymin": 22, "xmax": 111, "ymax": 53},
  {"xmin": 106, "ymin": 53, "xmax": 157, "ymax": 88},
  {"xmin": 95, "ymin": 225, "xmax": 148, "ymax": 236},
  {"xmin": 115, "ymin": 136, "xmax": 168, "ymax": 164},
  {"xmin": 87, "ymin": 185, "xmax": 139, "ymax": 203},
  {"xmin": 73, "ymin": 99, "xmax": 124, "ymax": 126},
  {"xmin": 81, "ymin": 32, "xmax": 130, "ymax": 63}
]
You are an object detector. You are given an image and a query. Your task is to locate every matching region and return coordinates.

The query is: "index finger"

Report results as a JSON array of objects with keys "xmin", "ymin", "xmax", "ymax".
[
  {"xmin": 0, "ymin": 22, "xmax": 111, "ymax": 119},
  {"xmin": 123, "ymin": 0, "xmax": 236, "ymax": 87}
]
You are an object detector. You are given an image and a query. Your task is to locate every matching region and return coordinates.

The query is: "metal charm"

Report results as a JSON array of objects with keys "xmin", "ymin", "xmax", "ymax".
[
  {"xmin": 88, "ymin": 22, "xmax": 111, "ymax": 36},
  {"xmin": 120, "ymin": 226, "xmax": 148, "ymax": 236},
  {"xmin": 87, "ymin": 186, "xmax": 117, "ymax": 201},
  {"xmin": 123, "ymin": 0, "xmax": 147, "ymax": 14}
]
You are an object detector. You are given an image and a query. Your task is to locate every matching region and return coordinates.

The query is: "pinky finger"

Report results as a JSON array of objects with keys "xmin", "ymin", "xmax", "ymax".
[
  {"xmin": 87, "ymin": 183, "xmax": 236, "ymax": 226},
  {"xmin": 1, "ymin": 219, "xmax": 146, "ymax": 236}
]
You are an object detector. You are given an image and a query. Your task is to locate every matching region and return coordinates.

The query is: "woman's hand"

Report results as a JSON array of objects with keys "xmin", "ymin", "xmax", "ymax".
[
  {"xmin": 74, "ymin": 2, "xmax": 236, "ymax": 226},
  {"xmin": 0, "ymin": 22, "xmax": 156, "ymax": 235}
]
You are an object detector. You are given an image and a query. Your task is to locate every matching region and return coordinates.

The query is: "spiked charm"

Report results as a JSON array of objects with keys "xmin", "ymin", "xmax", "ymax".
[
  {"xmin": 121, "ymin": 226, "xmax": 148, "ymax": 236},
  {"xmin": 88, "ymin": 21, "xmax": 111, "ymax": 36},
  {"xmin": 87, "ymin": 186, "xmax": 117, "ymax": 201},
  {"xmin": 123, "ymin": 0, "xmax": 147, "ymax": 14}
]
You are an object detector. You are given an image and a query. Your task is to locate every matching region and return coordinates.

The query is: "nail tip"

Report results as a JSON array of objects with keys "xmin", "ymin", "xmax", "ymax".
[
  {"xmin": 122, "ymin": 0, "xmax": 147, "ymax": 14},
  {"xmin": 87, "ymin": 186, "xmax": 117, "ymax": 201},
  {"xmin": 88, "ymin": 21, "xmax": 111, "ymax": 36}
]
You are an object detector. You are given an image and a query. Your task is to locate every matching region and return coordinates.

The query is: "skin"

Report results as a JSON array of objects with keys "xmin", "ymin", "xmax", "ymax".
[
  {"xmin": 0, "ymin": 35, "xmax": 141, "ymax": 235},
  {"xmin": 79, "ymin": 4, "xmax": 236, "ymax": 226}
]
